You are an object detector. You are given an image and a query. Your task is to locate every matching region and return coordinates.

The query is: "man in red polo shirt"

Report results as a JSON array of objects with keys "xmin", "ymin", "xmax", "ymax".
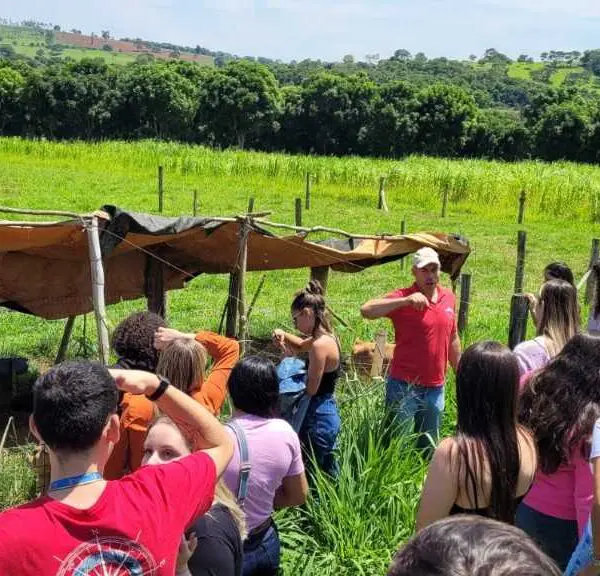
[{"xmin": 361, "ymin": 247, "xmax": 461, "ymax": 454}]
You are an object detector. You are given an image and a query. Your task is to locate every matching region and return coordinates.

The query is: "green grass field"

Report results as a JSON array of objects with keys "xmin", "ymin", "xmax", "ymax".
[{"xmin": 1, "ymin": 138, "xmax": 599, "ymax": 573}]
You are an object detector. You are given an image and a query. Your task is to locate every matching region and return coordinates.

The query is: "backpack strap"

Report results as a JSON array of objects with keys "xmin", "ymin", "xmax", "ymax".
[{"xmin": 225, "ymin": 421, "xmax": 251, "ymax": 507}]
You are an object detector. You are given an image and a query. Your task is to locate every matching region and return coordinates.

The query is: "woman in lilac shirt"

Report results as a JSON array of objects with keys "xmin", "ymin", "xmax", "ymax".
[
  {"xmin": 517, "ymin": 334, "xmax": 600, "ymax": 570},
  {"xmin": 224, "ymin": 356, "xmax": 309, "ymax": 576},
  {"xmin": 514, "ymin": 279, "xmax": 579, "ymax": 376}
]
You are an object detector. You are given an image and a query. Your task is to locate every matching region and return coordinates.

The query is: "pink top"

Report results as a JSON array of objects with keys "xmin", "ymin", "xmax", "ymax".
[
  {"xmin": 223, "ymin": 414, "xmax": 304, "ymax": 531},
  {"xmin": 523, "ymin": 448, "xmax": 593, "ymax": 536}
]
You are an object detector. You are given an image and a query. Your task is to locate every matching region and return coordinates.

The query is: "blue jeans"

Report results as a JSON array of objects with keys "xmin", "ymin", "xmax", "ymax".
[
  {"xmin": 242, "ymin": 522, "xmax": 280, "ymax": 576},
  {"xmin": 385, "ymin": 378, "xmax": 444, "ymax": 453},
  {"xmin": 565, "ymin": 519, "xmax": 593, "ymax": 576},
  {"xmin": 515, "ymin": 502, "xmax": 578, "ymax": 571},
  {"xmin": 300, "ymin": 393, "xmax": 341, "ymax": 478}
]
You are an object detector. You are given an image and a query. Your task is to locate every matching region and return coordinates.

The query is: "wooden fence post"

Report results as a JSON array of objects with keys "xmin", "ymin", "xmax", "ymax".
[
  {"xmin": 305, "ymin": 173, "xmax": 311, "ymax": 210},
  {"xmin": 86, "ymin": 216, "xmax": 110, "ymax": 365},
  {"xmin": 514, "ymin": 230, "xmax": 527, "ymax": 294},
  {"xmin": 457, "ymin": 273, "xmax": 471, "ymax": 336},
  {"xmin": 378, "ymin": 177, "xmax": 389, "ymax": 212},
  {"xmin": 247, "ymin": 197, "xmax": 255, "ymax": 214},
  {"xmin": 586, "ymin": 238, "xmax": 600, "ymax": 304},
  {"xmin": 310, "ymin": 266, "xmax": 330, "ymax": 293},
  {"xmin": 518, "ymin": 190, "xmax": 526, "ymax": 224},
  {"xmin": 237, "ymin": 219, "xmax": 250, "ymax": 356},
  {"xmin": 508, "ymin": 294, "xmax": 529, "ymax": 349},
  {"xmin": 55, "ymin": 316, "xmax": 76, "ymax": 364},
  {"xmin": 158, "ymin": 165, "xmax": 164, "ymax": 213},
  {"xmin": 295, "ymin": 198, "xmax": 302, "ymax": 226},
  {"xmin": 225, "ymin": 272, "xmax": 240, "ymax": 338},
  {"xmin": 371, "ymin": 329, "xmax": 388, "ymax": 378},
  {"xmin": 400, "ymin": 218, "xmax": 406, "ymax": 270},
  {"xmin": 193, "ymin": 190, "xmax": 198, "ymax": 216},
  {"xmin": 145, "ymin": 255, "xmax": 166, "ymax": 318},
  {"xmin": 441, "ymin": 185, "xmax": 449, "ymax": 218}
]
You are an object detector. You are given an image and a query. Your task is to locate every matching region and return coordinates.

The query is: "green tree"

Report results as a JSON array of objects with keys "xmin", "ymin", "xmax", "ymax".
[
  {"xmin": 414, "ymin": 84, "xmax": 476, "ymax": 156},
  {"xmin": 0, "ymin": 67, "xmax": 25, "ymax": 133},
  {"xmin": 196, "ymin": 61, "xmax": 280, "ymax": 148},
  {"xmin": 116, "ymin": 63, "xmax": 198, "ymax": 139},
  {"xmin": 582, "ymin": 50, "xmax": 600, "ymax": 76},
  {"xmin": 535, "ymin": 102, "xmax": 588, "ymax": 160}
]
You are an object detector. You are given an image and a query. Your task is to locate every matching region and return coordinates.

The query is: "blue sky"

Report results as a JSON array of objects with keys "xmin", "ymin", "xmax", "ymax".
[{"xmin": 2, "ymin": 0, "xmax": 600, "ymax": 62}]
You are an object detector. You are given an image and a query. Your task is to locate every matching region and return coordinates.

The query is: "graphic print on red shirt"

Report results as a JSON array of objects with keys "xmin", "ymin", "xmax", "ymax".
[{"xmin": 0, "ymin": 451, "xmax": 216, "ymax": 576}]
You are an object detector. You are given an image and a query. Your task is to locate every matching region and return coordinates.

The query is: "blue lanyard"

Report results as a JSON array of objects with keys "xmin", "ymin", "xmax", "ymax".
[{"xmin": 49, "ymin": 471, "xmax": 103, "ymax": 492}]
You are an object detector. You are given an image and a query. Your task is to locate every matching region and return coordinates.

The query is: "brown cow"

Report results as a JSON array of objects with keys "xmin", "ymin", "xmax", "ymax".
[{"xmin": 351, "ymin": 340, "xmax": 394, "ymax": 379}]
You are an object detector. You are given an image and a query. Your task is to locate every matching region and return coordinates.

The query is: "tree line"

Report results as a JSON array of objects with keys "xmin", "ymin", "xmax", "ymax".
[{"xmin": 2, "ymin": 51, "xmax": 600, "ymax": 162}]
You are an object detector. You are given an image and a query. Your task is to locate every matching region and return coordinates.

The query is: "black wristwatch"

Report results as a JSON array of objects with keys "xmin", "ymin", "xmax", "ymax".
[{"xmin": 147, "ymin": 375, "xmax": 170, "ymax": 401}]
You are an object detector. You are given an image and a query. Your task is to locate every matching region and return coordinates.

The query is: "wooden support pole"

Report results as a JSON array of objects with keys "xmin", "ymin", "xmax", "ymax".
[
  {"xmin": 310, "ymin": 266, "xmax": 330, "ymax": 293},
  {"xmin": 441, "ymin": 185, "xmax": 449, "ymax": 218},
  {"xmin": 247, "ymin": 197, "xmax": 255, "ymax": 214},
  {"xmin": 586, "ymin": 238, "xmax": 600, "ymax": 304},
  {"xmin": 457, "ymin": 273, "xmax": 471, "ymax": 336},
  {"xmin": 86, "ymin": 216, "xmax": 110, "ymax": 365},
  {"xmin": 55, "ymin": 316, "xmax": 76, "ymax": 364},
  {"xmin": 158, "ymin": 165, "xmax": 164, "ymax": 213},
  {"xmin": 295, "ymin": 198, "xmax": 302, "ymax": 227},
  {"xmin": 400, "ymin": 219, "xmax": 406, "ymax": 270},
  {"xmin": 305, "ymin": 173, "xmax": 311, "ymax": 210},
  {"xmin": 225, "ymin": 271, "xmax": 240, "ymax": 338},
  {"xmin": 247, "ymin": 273, "xmax": 267, "ymax": 322},
  {"xmin": 518, "ymin": 190, "xmax": 526, "ymax": 224},
  {"xmin": 193, "ymin": 190, "xmax": 198, "ymax": 217},
  {"xmin": 508, "ymin": 294, "xmax": 529, "ymax": 350},
  {"xmin": 378, "ymin": 177, "xmax": 389, "ymax": 212},
  {"xmin": 237, "ymin": 219, "xmax": 250, "ymax": 357},
  {"xmin": 371, "ymin": 329, "xmax": 388, "ymax": 378},
  {"xmin": 514, "ymin": 230, "xmax": 527, "ymax": 294},
  {"xmin": 145, "ymin": 255, "xmax": 166, "ymax": 318}
]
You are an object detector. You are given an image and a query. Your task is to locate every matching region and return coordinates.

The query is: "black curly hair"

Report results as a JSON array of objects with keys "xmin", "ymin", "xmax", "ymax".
[{"xmin": 111, "ymin": 311, "xmax": 167, "ymax": 372}]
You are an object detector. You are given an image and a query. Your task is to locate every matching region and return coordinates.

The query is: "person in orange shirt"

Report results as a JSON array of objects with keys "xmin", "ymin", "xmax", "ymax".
[{"xmin": 104, "ymin": 318, "xmax": 239, "ymax": 480}]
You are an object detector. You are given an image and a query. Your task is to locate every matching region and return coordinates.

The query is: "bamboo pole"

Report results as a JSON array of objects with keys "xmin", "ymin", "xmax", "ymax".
[
  {"xmin": 86, "ymin": 216, "xmax": 110, "ymax": 365},
  {"xmin": 254, "ymin": 218, "xmax": 399, "ymax": 240},
  {"xmin": 0, "ymin": 206, "xmax": 84, "ymax": 218},
  {"xmin": 55, "ymin": 316, "xmax": 76, "ymax": 364}
]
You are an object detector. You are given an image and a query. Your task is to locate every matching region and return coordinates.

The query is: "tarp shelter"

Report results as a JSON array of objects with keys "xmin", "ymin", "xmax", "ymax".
[{"xmin": 0, "ymin": 205, "xmax": 470, "ymax": 321}]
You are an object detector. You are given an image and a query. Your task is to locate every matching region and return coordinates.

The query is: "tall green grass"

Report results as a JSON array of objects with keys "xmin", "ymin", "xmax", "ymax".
[{"xmin": 0, "ymin": 138, "xmax": 599, "ymax": 574}]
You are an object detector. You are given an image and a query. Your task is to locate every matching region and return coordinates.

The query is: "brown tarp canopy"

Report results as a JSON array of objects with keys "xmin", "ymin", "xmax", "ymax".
[{"xmin": 0, "ymin": 205, "xmax": 470, "ymax": 320}]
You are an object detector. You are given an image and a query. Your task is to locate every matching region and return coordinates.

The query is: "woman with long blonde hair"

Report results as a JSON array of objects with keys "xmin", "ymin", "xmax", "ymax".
[
  {"xmin": 514, "ymin": 279, "xmax": 579, "ymax": 376},
  {"xmin": 143, "ymin": 415, "xmax": 246, "ymax": 576}
]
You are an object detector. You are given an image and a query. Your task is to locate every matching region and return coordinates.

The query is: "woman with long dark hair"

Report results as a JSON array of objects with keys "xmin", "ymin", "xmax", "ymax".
[
  {"xmin": 416, "ymin": 341, "xmax": 537, "ymax": 529},
  {"xmin": 272, "ymin": 280, "xmax": 341, "ymax": 477},
  {"xmin": 517, "ymin": 334, "xmax": 600, "ymax": 570}
]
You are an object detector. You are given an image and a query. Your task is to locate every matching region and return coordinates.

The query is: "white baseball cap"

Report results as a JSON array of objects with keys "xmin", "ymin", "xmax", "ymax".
[{"xmin": 412, "ymin": 247, "xmax": 441, "ymax": 269}]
